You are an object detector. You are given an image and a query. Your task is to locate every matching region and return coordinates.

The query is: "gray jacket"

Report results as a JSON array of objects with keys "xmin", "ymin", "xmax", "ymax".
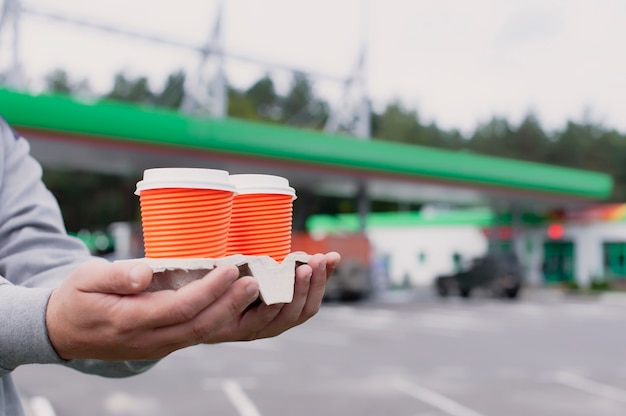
[{"xmin": 0, "ymin": 118, "xmax": 154, "ymax": 415}]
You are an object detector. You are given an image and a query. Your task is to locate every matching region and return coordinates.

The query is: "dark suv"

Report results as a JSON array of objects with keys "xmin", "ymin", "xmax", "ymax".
[{"xmin": 435, "ymin": 253, "xmax": 524, "ymax": 299}]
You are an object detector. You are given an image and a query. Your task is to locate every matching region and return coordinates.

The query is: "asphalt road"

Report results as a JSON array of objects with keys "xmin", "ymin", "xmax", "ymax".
[{"xmin": 14, "ymin": 289, "xmax": 626, "ymax": 416}]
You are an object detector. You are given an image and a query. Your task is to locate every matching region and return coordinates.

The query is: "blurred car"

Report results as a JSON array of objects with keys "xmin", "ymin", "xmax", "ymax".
[{"xmin": 434, "ymin": 253, "xmax": 523, "ymax": 299}]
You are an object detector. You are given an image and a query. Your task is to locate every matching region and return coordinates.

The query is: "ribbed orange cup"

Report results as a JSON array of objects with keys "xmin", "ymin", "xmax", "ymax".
[
  {"xmin": 226, "ymin": 174, "xmax": 296, "ymax": 262},
  {"xmin": 135, "ymin": 168, "xmax": 236, "ymax": 258}
]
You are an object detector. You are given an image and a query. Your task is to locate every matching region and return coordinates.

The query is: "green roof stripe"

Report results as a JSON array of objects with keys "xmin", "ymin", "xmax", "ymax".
[
  {"xmin": 306, "ymin": 208, "xmax": 548, "ymax": 233},
  {"xmin": 0, "ymin": 87, "xmax": 613, "ymax": 200},
  {"xmin": 307, "ymin": 208, "xmax": 494, "ymax": 232}
]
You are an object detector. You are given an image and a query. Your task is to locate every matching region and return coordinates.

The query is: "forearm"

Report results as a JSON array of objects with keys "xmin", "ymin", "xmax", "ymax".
[
  {"xmin": 0, "ymin": 280, "xmax": 157, "ymax": 378},
  {"xmin": 0, "ymin": 119, "xmax": 157, "ymax": 377},
  {"xmin": 0, "ymin": 120, "xmax": 93, "ymax": 287},
  {"xmin": 0, "ymin": 283, "xmax": 59, "ymax": 376}
]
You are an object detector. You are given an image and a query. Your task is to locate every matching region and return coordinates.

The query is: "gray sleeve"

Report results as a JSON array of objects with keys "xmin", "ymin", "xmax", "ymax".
[{"xmin": 0, "ymin": 118, "xmax": 156, "ymax": 377}]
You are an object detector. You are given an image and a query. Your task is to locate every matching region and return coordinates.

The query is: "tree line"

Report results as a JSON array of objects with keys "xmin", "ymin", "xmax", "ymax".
[{"xmin": 37, "ymin": 68, "xmax": 626, "ymax": 231}]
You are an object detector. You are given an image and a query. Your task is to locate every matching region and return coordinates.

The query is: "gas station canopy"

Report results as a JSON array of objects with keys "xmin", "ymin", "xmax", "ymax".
[{"xmin": 0, "ymin": 87, "xmax": 613, "ymax": 210}]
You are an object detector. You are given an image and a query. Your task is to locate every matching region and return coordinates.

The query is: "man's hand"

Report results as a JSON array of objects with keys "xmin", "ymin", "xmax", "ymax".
[
  {"xmin": 46, "ymin": 260, "xmax": 260, "ymax": 361},
  {"xmin": 203, "ymin": 251, "xmax": 341, "ymax": 343},
  {"xmin": 45, "ymin": 251, "xmax": 340, "ymax": 361}
]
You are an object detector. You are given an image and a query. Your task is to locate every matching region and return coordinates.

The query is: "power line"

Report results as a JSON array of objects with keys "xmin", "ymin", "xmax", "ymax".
[
  {"xmin": 20, "ymin": 4, "xmax": 347, "ymax": 83},
  {"xmin": 1, "ymin": 0, "xmax": 368, "ymax": 135}
]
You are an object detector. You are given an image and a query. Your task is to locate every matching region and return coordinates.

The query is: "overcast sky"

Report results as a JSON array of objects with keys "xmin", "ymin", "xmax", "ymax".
[{"xmin": 2, "ymin": 0, "xmax": 626, "ymax": 135}]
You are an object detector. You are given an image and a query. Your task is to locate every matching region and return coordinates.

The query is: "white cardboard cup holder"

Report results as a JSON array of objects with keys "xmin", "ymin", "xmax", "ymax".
[{"xmin": 116, "ymin": 252, "xmax": 311, "ymax": 305}]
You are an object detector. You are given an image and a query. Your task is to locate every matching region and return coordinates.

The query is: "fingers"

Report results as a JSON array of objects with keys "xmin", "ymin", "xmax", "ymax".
[
  {"xmin": 137, "ymin": 265, "xmax": 246, "ymax": 328},
  {"xmin": 324, "ymin": 251, "xmax": 341, "ymax": 279},
  {"xmin": 74, "ymin": 260, "xmax": 154, "ymax": 295},
  {"xmin": 77, "ymin": 260, "xmax": 258, "ymax": 332},
  {"xmin": 237, "ymin": 254, "xmax": 321, "ymax": 339},
  {"xmin": 155, "ymin": 275, "xmax": 260, "ymax": 347},
  {"xmin": 263, "ymin": 252, "xmax": 338, "ymax": 334},
  {"xmin": 299, "ymin": 253, "xmax": 328, "ymax": 319},
  {"xmin": 236, "ymin": 302, "xmax": 284, "ymax": 341}
]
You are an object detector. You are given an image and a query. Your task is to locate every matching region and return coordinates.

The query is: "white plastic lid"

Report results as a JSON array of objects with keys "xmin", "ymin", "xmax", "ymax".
[
  {"xmin": 229, "ymin": 174, "xmax": 297, "ymax": 200},
  {"xmin": 135, "ymin": 168, "xmax": 236, "ymax": 195}
]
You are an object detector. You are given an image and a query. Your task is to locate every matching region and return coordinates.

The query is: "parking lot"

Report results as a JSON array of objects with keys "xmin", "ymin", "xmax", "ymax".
[{"xmin": 14, "ymin": 289, "xmax": 626, "ymax": 415}]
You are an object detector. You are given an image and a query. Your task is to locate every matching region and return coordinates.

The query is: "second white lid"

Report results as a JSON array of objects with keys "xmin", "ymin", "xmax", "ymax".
[{"xmin": 229, "ymin": 174, "xmax": 297, "ymax": 199}]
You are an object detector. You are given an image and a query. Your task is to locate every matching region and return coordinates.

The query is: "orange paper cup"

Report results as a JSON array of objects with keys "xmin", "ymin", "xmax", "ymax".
[
  {"xmin": 135, "ymin": 168, "xmax": 236, "ymax": 258},
  {"xmin": 226, "ymin": 174, "xmax": 296, "ymax": 262}
]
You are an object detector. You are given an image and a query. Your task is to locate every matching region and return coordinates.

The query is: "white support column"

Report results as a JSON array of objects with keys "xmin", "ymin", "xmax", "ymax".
[
  {"xmin": 510, "ymin": 204, "xmax": 526, "ymax": 262},
  {"xmin": 572, "ymin": 223, "xmax": 603, "ymax": 288},
  {"xmin": 525, "ymin": 228, "xmax": 545, "ymax": 287}
]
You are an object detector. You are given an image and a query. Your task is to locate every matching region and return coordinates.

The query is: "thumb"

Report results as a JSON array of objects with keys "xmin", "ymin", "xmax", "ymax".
[{"xmin": 74, "ymin": 260, "xmax": 153, "ymax": 295}]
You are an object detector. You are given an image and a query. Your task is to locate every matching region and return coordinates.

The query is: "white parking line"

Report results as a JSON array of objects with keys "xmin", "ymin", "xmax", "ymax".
[
  {"xmin": 104, "ymin": 392, "xmax": 160, "ymax": 415},
  {"xmin": 552, "ymin": 371, "xmax": 626, "ymax": 403},
  {"xmin": 25, "ymin": 396, "xmax": 57, "ymax": 416},
  {"xmin": 392, "ymin": 377, "xmax": 488, "ymax": 416},
  {"xmin": 222, "ymin": 379, "xmax": 263, "ymax": 416}
]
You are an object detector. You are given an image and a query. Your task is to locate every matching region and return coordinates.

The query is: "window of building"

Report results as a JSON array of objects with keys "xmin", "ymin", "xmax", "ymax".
[
  {"xmin": 543, "ymin": 241, "xmax": 575, "ymax": 283},
  {"xmin": 604, "ymin": 242, "xmax": 626, "ymax": 279}
]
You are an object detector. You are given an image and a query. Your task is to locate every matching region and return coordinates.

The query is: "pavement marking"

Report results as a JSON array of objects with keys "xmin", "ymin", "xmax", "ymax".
[
  {"xmin": 222, "ymin": 379, "xmax": 263, "ymax": 416},
  {"xmin": 551, "ymin": 371, "xmax": 626, "ymax": 403},
  {"xmin": 104, "ymin": 392, "xmax": 160, "ymax": 415},
  {"xmin": 26, "ymin": 396, "xmax": 57, "ymax": 416},
  {"xmin": 392, "ymin": 377, "xmax": 488, "ymax": 416}
]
